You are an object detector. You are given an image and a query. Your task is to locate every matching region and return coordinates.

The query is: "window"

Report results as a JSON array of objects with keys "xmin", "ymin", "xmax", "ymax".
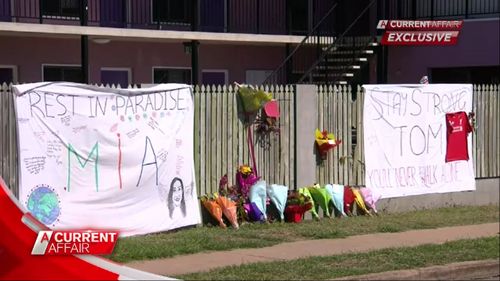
[
  {"xmin": 431, "ymin": 66, "xmax": 500, "ymax": 84},
  {"xmin": 153, "ymin": 68, "xmax": 191, "ymax": 84},
  {"xmin": 43, "ymin": 65, "xmax": 83, "ymax": 82},
  {"xmin": 245, "ymin": 70, "xmax": 272, "ymax": 85},
  {"xmin": 152, "ymin": 0, "xmax": 191, "ymax": 24},
  {"xmin": 0, "ymin": 66, "xmax": 17, "ymax": 84},
  {"xmin": 202, "ymin": 70, "xmax": 227, "ymax": 85},
  {"xmin": 42, "ymin": 0, "xmax": 80, "ymax": 18},
  {"xmin": 101, "ymin": 68, "xmax": 131, "ymax": 88}
]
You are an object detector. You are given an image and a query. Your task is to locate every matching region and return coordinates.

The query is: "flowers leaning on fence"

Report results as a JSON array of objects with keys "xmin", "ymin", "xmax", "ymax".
[
  {"xmin": 284, "ymin": 191, "xmax": 313, "ymax": 223},
  {"xmin": 217, "ymin": 172, "xmax": 263, "ymax": 224},
  {"xmin": 236, "ymin": 165, "xmax": 260, "ymax": 200},
  {"xmin": 235, "ymin": 83, "xmax": 273, "ymax": 114},
  {"xmin": 200, "ymin": 195, "xmax": 227, "ymax": 228},
  {"xmin": 308, "ymin": 183, "xmax": 333, "ymax": 218},
  {"xmin": 315, "ymin": 128, "xmax": 341, "ymax": 160},
  {"xmin": 214, "ymin": 193, "xmax": 240, "ymax": 229},
  {"xmin": 266, "ymin": 184, "xmax": 288, "ymax": 221}
]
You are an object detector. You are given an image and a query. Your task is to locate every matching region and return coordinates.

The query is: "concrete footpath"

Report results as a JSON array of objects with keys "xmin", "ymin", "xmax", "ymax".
[{"xmin": 126, "ymin": 223, "xmax": 500, "ymax": 277}]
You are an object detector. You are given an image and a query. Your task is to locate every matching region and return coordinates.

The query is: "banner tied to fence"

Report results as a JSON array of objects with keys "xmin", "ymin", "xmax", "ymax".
[
  {"xmin": 14, "ymin": 82, "xmax": 201, "ymax": 237},
  {"xmin": 363, "ymin": 84, "xmax": 475, "ymax": 199}
]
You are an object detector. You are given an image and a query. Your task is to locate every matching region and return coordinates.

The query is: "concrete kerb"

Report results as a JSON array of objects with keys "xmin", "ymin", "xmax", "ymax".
[
  {"xmin": 126, "ymin": 223, "xmax": 500, "ymax": 277},
  {"xmin": 333, "ymin": 259, "xmax": 500, "ymax": 280}
]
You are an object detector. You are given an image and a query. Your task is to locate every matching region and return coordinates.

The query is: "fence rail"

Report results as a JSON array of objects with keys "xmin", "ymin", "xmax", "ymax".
[
  {"xmin": 0, "ymin": 0, "xmax": 334, "ymax": 35},
  {"xmin": 385, "ymin": 0, "xmax": 500, "ymax": 19},
  {"xmin": 1, "ymin": 83, "xmax": 498, "ymax": 198}
]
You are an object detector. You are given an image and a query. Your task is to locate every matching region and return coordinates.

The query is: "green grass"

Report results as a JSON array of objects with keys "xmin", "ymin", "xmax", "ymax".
[
  {"xmin": 107, "ymin": 204, "xmax": 499, "ymax": 263},
  {"xmin": 179, "ymin": 236, "xmax": 500, "ymax": 280}
]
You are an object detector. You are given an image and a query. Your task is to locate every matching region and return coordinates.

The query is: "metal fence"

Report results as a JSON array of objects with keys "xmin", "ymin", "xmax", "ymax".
[
  {"xmin": 1, "ymin": 83, "xmax": 499, "ymax": 197},
  {"xmin": 0, "ymin": 0, "xmax": 335, "ymax": 35},
  {"xmin": 385, "ymin": 0, "xmax": 500, "ymax": 19}
]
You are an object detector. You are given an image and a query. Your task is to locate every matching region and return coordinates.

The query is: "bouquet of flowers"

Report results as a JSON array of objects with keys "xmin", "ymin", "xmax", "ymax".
[
  {"xmin": 308, "ymin": 183, "xmax": 333, "ymax": 218},
  {"xmin": 359, "ymin": 186, "xmax": 381, "ymax": 215},
  {"xmin": 266, "ymin": 184, "xmax": 288, "ymax": 221},
  {"xmin": 249, "ymin": 180, "xmax": 268, "ymax": 221},
  {"xmin": 351, "ymin": 187, "xmax": 372, "ymax": 216},
  {"xmin": 200, "ymin": 195, "xmax": 227, "ymax": 228},
  {"xmin": 298, "ymin": 187, "xmax": 319, "ymax": 219},
  {"xmin": 236, "ymin": 83, "xmax": 273, "ymax": 114},
  {"xmin": 214, "ymin": 193, "xmax": 240, "ymax": 229},
  {"xmin": 243, "ymin": 201, "xmax": 266, "ymax": 222},
  {"xmin": 325, "ymin": 184, "xmax": 347, "ymax": 217},
  {"xmin": 256, "ymin": 100, "xmax": 281, "ymax": 135},
  {"xmin": 343, "ymin": 186, "xmax": 355, "ymax": 216},
  {"xmin": 284, "ymin": 190, "xmax": 313, "ymax": 223},
  {"xmin": 315, "ymin": 129, "xmax": 341, "ymax": 160},
  {"xmin": 219, "ymin": 174, "xmax": 239, "ymax": 202},
  {"xmin": 236, "ymin": 165, "xmax": 260, "ymax": 200}
]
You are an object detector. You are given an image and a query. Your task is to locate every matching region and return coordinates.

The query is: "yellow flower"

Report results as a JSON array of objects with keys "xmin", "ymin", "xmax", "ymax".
[{"xmin": 239, "ymin": 165, "xmax": 252, "ymax": 175}]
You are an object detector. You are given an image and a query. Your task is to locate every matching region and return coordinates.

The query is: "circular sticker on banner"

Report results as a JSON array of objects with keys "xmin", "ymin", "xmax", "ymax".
[{"xmin": 26, "ymin": 184, "xmax": 61, "ymax": 227}]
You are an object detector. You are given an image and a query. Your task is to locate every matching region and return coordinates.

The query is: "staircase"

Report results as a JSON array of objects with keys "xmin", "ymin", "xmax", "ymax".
[
  {"xmin": 300, "ymin": 36, "xmax": 379, "ymax": 85},
  {"xmin": 264, "ymin": 0, "xmax": 379, "ymax": 85}
]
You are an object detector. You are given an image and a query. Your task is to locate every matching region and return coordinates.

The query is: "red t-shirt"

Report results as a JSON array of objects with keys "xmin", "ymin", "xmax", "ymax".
[{"xmin": 445, "ymin": 111, "xmax": 472, "ymax": 162}]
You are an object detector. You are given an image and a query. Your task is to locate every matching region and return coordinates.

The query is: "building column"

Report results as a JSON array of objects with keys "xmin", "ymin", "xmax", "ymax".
[
  {"xmin": 81, "ymin": 0, "xmax": 89, "ymax": 84},
  {"xmin": 191, "ymin": 41, "xmax": 200, "ymax": 85},
  {"xmin": 191, "ymin": 0, "xmax": 199, "ymax": 85}
]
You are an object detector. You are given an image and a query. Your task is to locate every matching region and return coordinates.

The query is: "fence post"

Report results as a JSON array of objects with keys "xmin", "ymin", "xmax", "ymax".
[{"xmin": 295, "ymin": 84, "xmax": 318, "ymax": 188}]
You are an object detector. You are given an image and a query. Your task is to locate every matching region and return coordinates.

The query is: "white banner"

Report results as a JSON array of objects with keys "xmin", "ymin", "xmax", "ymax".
[
  {"xmin": 363, "ymin": 84, "xmax": 475, "ymax": 199},
  {"xmin": 14, "ymin": 82, "xmax": 201, "ymax": 237}
]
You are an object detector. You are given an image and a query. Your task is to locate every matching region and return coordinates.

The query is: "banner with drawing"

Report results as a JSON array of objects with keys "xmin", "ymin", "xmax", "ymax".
[
  {"xmin": 14, "ymin": 82, "xmax": 201, "ymax": 237},
  {"xmin": 363, "ymin": 84, "xmax": 475, "ymax": 199}
]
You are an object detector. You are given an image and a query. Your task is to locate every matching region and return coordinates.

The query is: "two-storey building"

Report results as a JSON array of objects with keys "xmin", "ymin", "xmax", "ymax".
[{"xmin": 0, "ymin": 0, "xmax": 498, "ymax": 86}]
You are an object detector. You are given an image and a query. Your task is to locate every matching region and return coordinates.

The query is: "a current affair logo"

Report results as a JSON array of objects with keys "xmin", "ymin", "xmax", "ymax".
[
  {"xmin": 378, "ymin": 20, "xmax": 463, "ymax": 46},
  {"xmin": 31, "ymin": 230, "xmax": 119, "ymax": 255}
]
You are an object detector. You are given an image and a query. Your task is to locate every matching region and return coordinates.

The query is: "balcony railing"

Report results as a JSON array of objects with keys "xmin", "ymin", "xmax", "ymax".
[
  {"xmin": 1, "ymin": 0, "xmax": 497, "ymax": 35},
  {"xmin": 0, "ymin": 0, "xmax": 338, "ymax": 35},
  {"xmin": 384, "ymin": 0, "xmax": 500, "ymax": 20}
]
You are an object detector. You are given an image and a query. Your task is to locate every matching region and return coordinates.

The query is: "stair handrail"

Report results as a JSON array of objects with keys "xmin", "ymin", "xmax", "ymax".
[
  {"xmin": 262, "ymin": 0, "xmax": 340, "ymax": 84},
  {"xmin": 297, "ymin": 0, "xmax": 377, "ymax": 83}
]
